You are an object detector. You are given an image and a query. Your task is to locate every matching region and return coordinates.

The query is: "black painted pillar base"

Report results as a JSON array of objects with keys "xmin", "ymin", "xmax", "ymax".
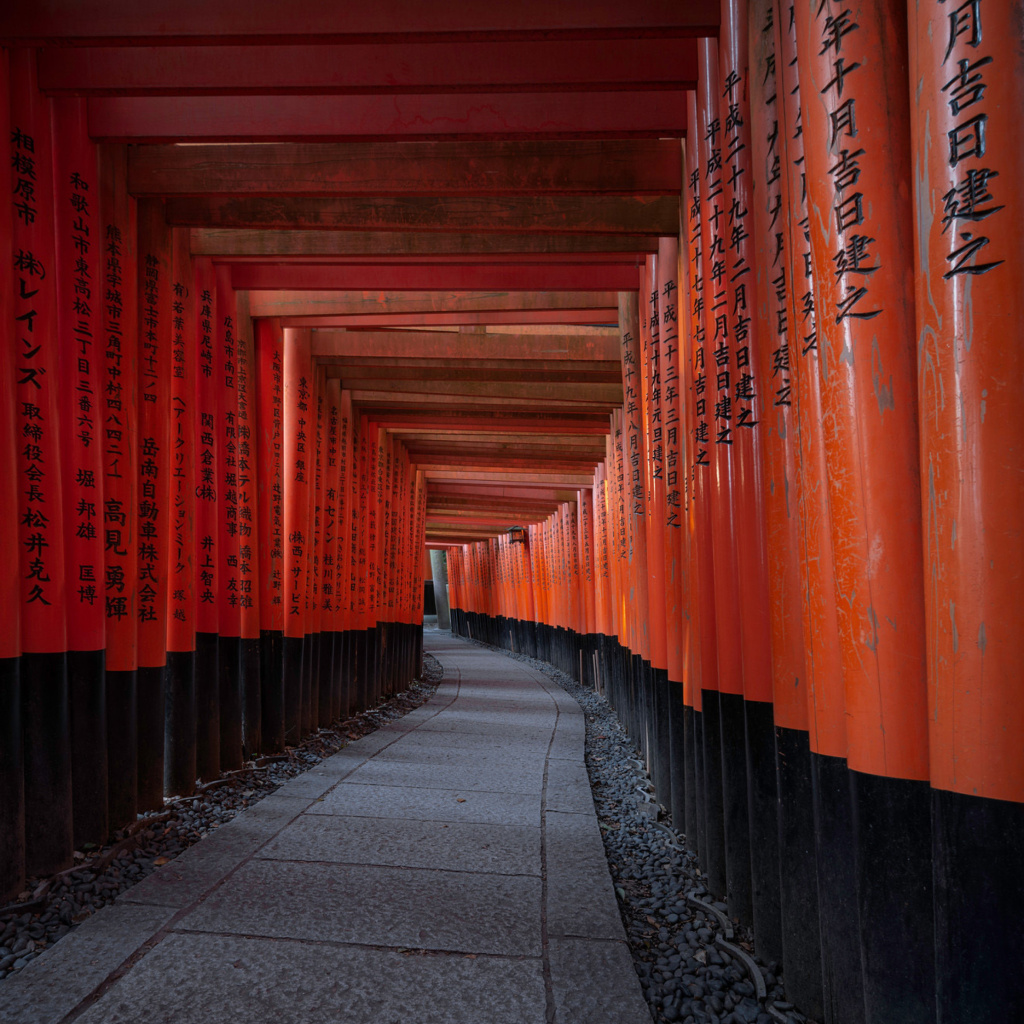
[
  {"xmin": 68, "ymin": 648, "xmax": 108, "ymax": 846},
  {"xmin": 306, "ymin": 632, "xmax": 320, "ymax": 735},
  {"xmin": 23, "ymin": 651, "xmax": 73, "ymax": 876},
  {"xmin": 852, "ymin": 771, "xmax": 935, "ymax": 1024},
  {"xmin": 774, "ymin": 726, "xmax": 823, "ymax": 1020},
  {"xmin": 719, "ymin": 690, "xmax": 752, "ymax": 923},
  {"xmin": 339, "ymin": 630, "xmax": 353, "ymax": 720},
  {"xmin": 933, "ymin": 787, "xmax": 1024, "ymax": 1023},
  {"xmin": 667, "ymin": 679, "xmax": 687, "ymax": 834},
  {"xmin": 700, "ymin": 689, "xmax": 727, "ymax": 898},
  {"xmin": 194, "ymin": 631, "xmax": 220, "ymax": 781},
  {"xmin": 810, "ymin": 751, "xmax": 864, "ymax": 1024},
  {"xmin": 260, "ymin": 629, "xmax": 284, "ymax": 754},
  {"xmin": 218, "ymin": 636, "xmax": 243, "ymax": 771},
  {"xmin": 692, "ymin": 706, "xmax": 707, "ymax": 866},
  {"xmin": 241, "ymin": 636, "xmax": 261, "ymax": 759},
  {"xmin": 281, "ymin": 634, "xmax": 303, "ymax": 746},
  {"xmin": 136, "ymin": 663, "xmax": 166, "ymax": 812},
  {"xmin": 106, "ymin": 664, "xmax": 138, "ymax": 835},
  {"xmin": 745, "ymin": 699, "xmax": 781, "ymax": 962},
  {"xmin": 165, "ymin": 648, "xmax": 196, "ymax": 797},
  {"xmin": 0, "ymin": 655, "xmax": 25, "ymax": 900},
  {"xmin": 653, "ymin": 667, "xmax": 672, "ymax": 811},
  {"xmin": 317, "ymin": 631, "xmax": 333, "ymax": 729}
]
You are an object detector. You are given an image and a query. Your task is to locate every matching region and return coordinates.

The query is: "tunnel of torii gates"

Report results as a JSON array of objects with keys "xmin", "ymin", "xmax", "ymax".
[{"xmin": 0, "ymin": 0, "xmax": 1020, "ymax": 1021}]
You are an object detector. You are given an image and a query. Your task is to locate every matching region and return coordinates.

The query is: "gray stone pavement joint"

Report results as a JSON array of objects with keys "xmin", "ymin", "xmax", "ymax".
[{"xmin": 0, "ymin": 631, "xmax": 651, "ymax": 1024}]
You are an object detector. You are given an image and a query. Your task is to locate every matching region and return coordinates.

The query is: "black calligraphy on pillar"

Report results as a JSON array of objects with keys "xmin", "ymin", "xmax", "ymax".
[
  {"xmin": 271, "ymin": 350, "xmax": 284, "ymax": 608},
  {"xmin": 236, "ymin": 325, "xmax": 253, "ymax": 612},
  {"xmin": 102, "ymin": 219, "xmax": 129, "ymax": 621},
  {"xmin": 138, "ymin": 253, "xmax": 161, "ymax": 624},
  {"xmin": 817, "ymin": 2, "xmax": 883, "ymax": 322},
  {"xmin": 67, "ymin": 171, "xmax": 99, "ymax": 606},
  {"xmin": 622, "ymin": 332, "xmax": 645, "ymax": 517},
  {"xmin": 723, "ymin": 65, "xmax": 758, "ymax": 431},
  {"xmin": 322, "ymin": 401, "xmax": 338, "ymax": 616},
  {"xmin": 688, "ymin": 163, "xmax": 711, "ymax": 469},
  {"xmin": 169, "ymin": 281, "xmax": 189, "ymax": 624},
  {"xmin": 938, "ymin": 0, "xmax": 1004, "ymax": 278},
  {"xmin": 12, "ymin": 130, "xmax": 53, "ymax": 607}
]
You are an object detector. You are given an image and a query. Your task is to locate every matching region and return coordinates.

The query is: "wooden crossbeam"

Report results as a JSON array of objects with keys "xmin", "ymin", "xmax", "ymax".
[
  {"xmin": 230, "ymin": 261, "xmax": 640, "ymax": 291},
  {"xmin": 311, "ymin": 329, "xmax": 619, "ymax": 361},
  {"xmin": 39, "ymin": 39, "xmax": 697, "ymax": 96},
  {"xmin": 167, "ymin": 195, "xmax": 679, "ymax": 234},
  {"xmin": 133, "ymin": 140, "xmax": 681, "ymax": 197},
  {"xmin": 0, "ymin": 1, "xmax": 719, "ymax": 44}
]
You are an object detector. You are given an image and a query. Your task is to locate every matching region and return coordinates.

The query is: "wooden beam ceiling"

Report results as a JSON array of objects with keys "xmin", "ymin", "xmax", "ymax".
[{"xmin": 0, "ymin": 0, "xmax": 697, "ymax": 545}]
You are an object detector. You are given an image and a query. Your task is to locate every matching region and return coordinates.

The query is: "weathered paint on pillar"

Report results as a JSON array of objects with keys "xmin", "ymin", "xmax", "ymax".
[{"xmin": 910, "ymin": 2, "xmax": 1024, "ymax": 1019}]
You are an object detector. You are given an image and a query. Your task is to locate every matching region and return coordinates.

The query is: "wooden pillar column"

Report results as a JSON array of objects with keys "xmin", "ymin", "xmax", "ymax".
[
  {"xmin": 910, "ymin": 3, "xmax": 1024, "ymax": 1019},
  {"xmin": 796, "ymin": 0, "xmax": 934, "ymax": 1018},
  {"xmin": 192, "ymin": 258, "xmax": 219, "ymax": 777},
  {"xmin": 165, "ymin": 228, "xmax": 197, "ymax": 795},
  {"xmin": 0, "ymin": 47, "xmax": 26, "ymax": 900},
  {"xmin": 255, "ymin": 318, "xmax": 284, "ymax": 752},
  {"xmin": 52, "ymin": 97, "xmax": 108, "ymax": 843}
]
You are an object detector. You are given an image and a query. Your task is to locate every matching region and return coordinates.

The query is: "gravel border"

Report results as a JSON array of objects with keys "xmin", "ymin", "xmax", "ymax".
[
  {"xmin": 462, "ymin": 638, "xmax": 818, "ymax": 1024},
  {"xmin": 0, "ymin": 656, "xmax": 443, "ymax": 984}
]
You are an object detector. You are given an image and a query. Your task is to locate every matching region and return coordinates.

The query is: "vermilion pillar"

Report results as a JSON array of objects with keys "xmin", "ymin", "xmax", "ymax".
[
  {"xmin": 11, "ymin": 50, "xmax": 73, "ymax": 874},
  {"xmin": 1, "ymin": 47, "xmax": 26, "ymax": 901},
  {"xmin": 721, "ymin": 0, "xmax": 777, "ymax": 940},
  {"xmin": 282, "ymin": 327, "xmax": 311, "ymax": 743},
  {"xmin": 193, "ymin": 257, "xmax": 219, "ymax": 778},
  {"xmin": 236, "ymin": 296, "xmax": 260, "ymax": 756},
  {"xmin": 658, "ymin": 235, "xmax": 689, "ymax": 835},
  {"xmin": 910, "ymin": 5, "xmax": 1024, "ymax": 1020},
  {"xmin": 135, "ymin": 199, "xmax": 172, "ymax": 810},
  {"xmin": 165, "ymin": 227, "xmax": 197, "ymax": 795},
  {"xmin": 215, "ymin": 265, "xmax": 242, "ymax": 768},
  {"xmin": 52, "ymin": 96, "xmax": 108, "ymax": 845},
  {"xmin": 777, "ymin": 4, "xmax": 854, "ymax": 1015},
  {"xmin": 696, "ymin": 47, "xmax": 735, "ymax": 901},
  {"xmin": 99, "ymin": 142, "xmax": 138, "ymax": 824},
  {"xmin": 642, "ymin": 254, "xmax": 672, "ymax": 804},
  {"xmin": 321, "ymin": 379, "xmax": 342, "ymax": 723},
  {"xmin": 751, "ymin": 0, "xmax": 822, "ymax": 1011},
  {"xmin": 797, "ymin": 0, "xmax": 934, "ymax": 1019},
  {"xmin": 683, "ymin": 99, "xmax": 713, "ymax": 863},
  {"xmin": 255, "ymin": 317, "xmax": 284, "ymax": 751}
]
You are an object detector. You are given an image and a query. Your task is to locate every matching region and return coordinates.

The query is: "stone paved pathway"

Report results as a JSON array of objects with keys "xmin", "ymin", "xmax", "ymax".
[{"xmin": 0, "ymin": 632, "xmax": 651, "ymax": 1024}]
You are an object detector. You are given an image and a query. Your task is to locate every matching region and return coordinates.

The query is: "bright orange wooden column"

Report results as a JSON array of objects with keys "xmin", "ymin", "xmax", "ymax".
[
  {"xmin": 236, "ymin": 297, "xmax": 260, "ymax": 754},
  {"xmin": 255, "ymin": 317, "xmax": 284, "ymax": 750},
  {"xmin": 321, "ymin": 378, "xmax": 341, "ymax": 722},
  {"xmin": 0, "ymin": 46, "xmax": 26, "ymax": 902},
  {"xmin": 215, "ymin": 265, "xmax": 242, "ymax": 767},
  {"xmin": 192, "ymin": 257, "xmax": 219, "ymax": 776},
  {"xmin": 99, "ymin": 141, "xmax": 139, "ymax": 830},
  {"xmin": 719, "ymin": 0, "xmax": 777, "ymax": 946},
  {"xmin": 52, "ymin": 96, "xmax": 108, "ymax": 843},
  {"xmin": 135, "ymin": 199, "xmax": 173, "ymax": 808},
  {"xmin": 306, "ymin": 368, "xmax": 324, "ymax": 728},
  {"xmin": 910, "ymin": 5, "xmax": 1024, "ymax": 1019},
  {"xmin": 658, "ymin": 234, "xmax": 688, "ymax": 830},
  {"xmin": 641, "ymin": 256, "xmax": 668, "ymax": 678},
  {"xmin": 776, "ymin": 7, "xmax": 852, "ymax": 1017},
  {"xmin": 11, "ymin": 50, "xmax": 72, "ymax": 876},
  {"xmin": 165, "ymin": 227, "xmax": 197, "ymax": 793},
  {"xmin": 797, "ymin": 0, "xmax": 933, "ymax": 1018},
  {"xmin": 695, "ymin": 51, "xmax": 734, "ymax": 901},
  {"xmin": 282, "ymin": 327, "xmax": 312, "ymax": 743},
  {"xmin": 336, "ymin": 388, "xmax": 355, "ymax": 716}
]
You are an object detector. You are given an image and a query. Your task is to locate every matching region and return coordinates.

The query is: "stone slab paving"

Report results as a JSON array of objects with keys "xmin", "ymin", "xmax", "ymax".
[{"xmin": 0, "ymin": 631, "xmax": 651, "ymax": 1024}]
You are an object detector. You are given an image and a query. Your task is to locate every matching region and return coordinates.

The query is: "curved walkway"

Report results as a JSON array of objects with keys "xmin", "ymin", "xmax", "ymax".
[{"xmin": 0, "ymin": 632, "xmax": 650, "ymax": 1024}]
